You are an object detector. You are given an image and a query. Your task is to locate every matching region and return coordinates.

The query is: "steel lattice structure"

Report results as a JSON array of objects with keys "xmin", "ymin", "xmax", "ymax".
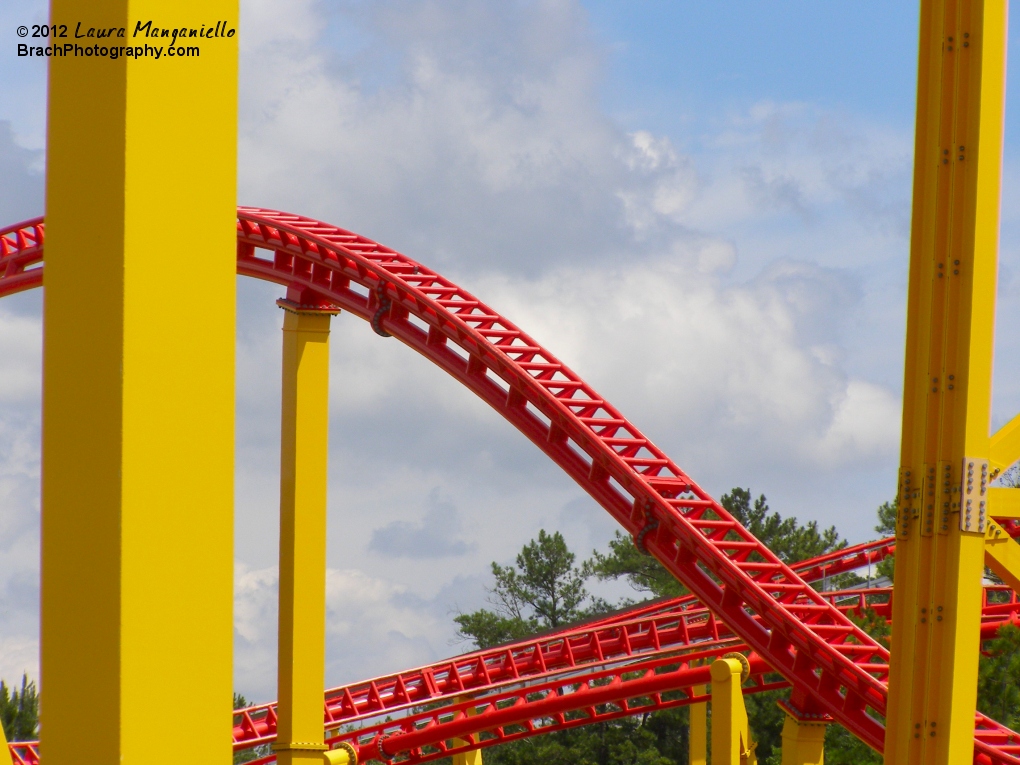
[
  {"xmin": 3, "ymin": 210, "xmax": 1020, "ymax": 763},
  {"xmin": 8, "ymin": 582, "xmax": 1020, "ymax": 765}
]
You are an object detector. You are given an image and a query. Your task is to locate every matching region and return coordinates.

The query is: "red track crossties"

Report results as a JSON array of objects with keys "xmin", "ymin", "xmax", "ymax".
[{"xmin": 2, "ymin": 211, "xmax": 1020, "ymax": 763}]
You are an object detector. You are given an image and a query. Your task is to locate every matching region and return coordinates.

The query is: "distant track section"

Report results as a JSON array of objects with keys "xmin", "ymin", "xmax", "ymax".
[
  {"xmin": 229, "ymin": 534, "xmax": 899, "ymax": 748},
  {"xmin": 8, "ymin": 584, "xmax": 1020, "ymax": 765}
]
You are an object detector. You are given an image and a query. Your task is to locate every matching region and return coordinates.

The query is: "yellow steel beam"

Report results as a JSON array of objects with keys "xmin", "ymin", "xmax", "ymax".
[
  {"xmin": 780, "ymin": 716, "xmax": 826, "ymax": 765},
  {"xmin": 690, "ymin": 685, "xmax": 707, "ymax": 765},
  {"xmin": 710, "ymin": 658, "xmax": 756, "ymax": 765},
  {"xmin": 325, "ymin": 742, "xmax": 358, "ymax": 765},
  {"xmin": 0, "ymin": 725, "xmax": 12, "ymax": 765},
  {"xmin": 41, "ymin": 0, "xmax": 237, "ymax": 761},
  {"xmin": 452, "ymin": 746, "xmax": 484, "ymax": 765},
  {"xmin": 990, "ymin": 411, "xmax": 1020, "ymax": 470},
  {"xmin": 274, "ymin": 302, "xmax": 336, "ymax": 765},
  {"xmin": 452, "ymin": 698, "xmax": 484, "ymax": 765},
  {"xmin": 988, "ymin": 486, "xmax": 1020, "ymax": 518},
  {"xmin": 984, "ymin": 519, "xmax": 1020, "ymax": 592},
  {"xmin": 885, "ymin": 1, "xmax": 1007, "ymax": 763}
]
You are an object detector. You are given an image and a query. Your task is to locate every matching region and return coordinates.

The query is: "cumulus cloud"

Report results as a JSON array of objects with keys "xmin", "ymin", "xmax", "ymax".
[
  {"xmin": 470, "ymin": 252, "xmax": 899, "ymax": 476},
  {"xmin": 0, "ymin": 306, "xmax": 41, "ymax": 687},
  {"xmin": 688, "ymin": 101, "xmax": 913, "ymax": 260},
  {"xmin": 234, "ymin": 562, "xmax": 455, "ymax": 697},
  {"xmin": 0, "ymin": 121, "xmax": 43, "ymax": 226},
  {"xmin": 237, "ymin": 0, "xmax": 707, "ymax": 275},
  {"xmin": 369, "ymin": 490, "xmax": 476, "ymax": 558},
  {"xmin": 0, "ymin": 636, "xmax": 38, "ymax": 687}
]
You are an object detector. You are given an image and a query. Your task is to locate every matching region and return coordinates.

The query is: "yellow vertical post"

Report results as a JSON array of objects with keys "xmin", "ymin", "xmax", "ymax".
[
  {"xmin": 690, "ymin": 686, "xmax": 708, "ymax": 765},
  {"xmin": 710, "ymin": 659, "xmax": 755, "ymax": 765},
  {"xmin": 273, "ymin": 296, "xmax": 336, "ymax": 765},
  {"xmin": 886, "ymin": 1, "xmax": 1008, "ymax": 763},
  {"xmin": 452, "ymin": 743, "xmax": 484, "ymax": 765},
  {"xmin": 40, "ymin": 1, "xmax": 237, "ymax": 763},
  {"xmin": 780, "ymin": 716, "xmax": 825, "ymax": 765},
  {"xmin": 452, "ymin": 698, "xmax": 484, "ymax": 765},
  {"xmin": 0, "ymin": 725, "xmax": 12, "ymax": 765}
]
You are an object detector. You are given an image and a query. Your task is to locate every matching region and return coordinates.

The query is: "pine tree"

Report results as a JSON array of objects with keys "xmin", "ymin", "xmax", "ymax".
[
  {"xmin": 978, "ymin": 624, "xmax": 1020, "ymax": 730},
  {"xmin": 0, "ymin": 675, "xmax": 39, "ymax": 742},
  {"xmin": 455, "ymin": 530, "xmax": 597, "ymax": 648}
]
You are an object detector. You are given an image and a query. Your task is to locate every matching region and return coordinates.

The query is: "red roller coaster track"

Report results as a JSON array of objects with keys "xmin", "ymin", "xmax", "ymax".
[
  {"xmin": 228, "ymin": 536, "xmax": 899, "ymax": 751},
  {"xmin": 2, "ymin": 211, "xmax": 1019, "ymax": 763},
  {"xmin": 7, "ymin": 533, "xmax": 903, "ymax": 760},
  {"xmin": 10, "ymin": 583, "xmax": 1020, "ymax": 765}
]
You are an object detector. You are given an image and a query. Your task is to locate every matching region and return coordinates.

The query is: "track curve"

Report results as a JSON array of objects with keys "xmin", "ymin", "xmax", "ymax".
[{"xmin": 2, "ymin": 210, "xmax": 1018, "ymax": 762}]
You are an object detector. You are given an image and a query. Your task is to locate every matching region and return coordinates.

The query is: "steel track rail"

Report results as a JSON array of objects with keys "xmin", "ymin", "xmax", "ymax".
[
  {"xmin": 3, "ymin": 212, "xmax": 1019, "ymax": 761},
  {"xmin": 10, "ymin": 593, "xmax": 1020, "ymax": 765}
]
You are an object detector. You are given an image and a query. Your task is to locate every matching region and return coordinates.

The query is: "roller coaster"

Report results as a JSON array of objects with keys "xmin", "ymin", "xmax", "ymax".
[
  {"xmin": 6, "ymin": 1, "xmax": 1020, "ymax": 763},
  {"xmin": 3, "ymin": 201, "xmax": 1020, "ymax": 763}
]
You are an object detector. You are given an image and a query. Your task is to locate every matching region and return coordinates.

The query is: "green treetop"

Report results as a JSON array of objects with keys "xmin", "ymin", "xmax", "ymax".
[
  {"xmin": 0, "ymin": 674, "xmax": 38, "ymax": 743},
  {"xmin": 455, "ymin": 529, "xmax": 599, "ymax": 649}
]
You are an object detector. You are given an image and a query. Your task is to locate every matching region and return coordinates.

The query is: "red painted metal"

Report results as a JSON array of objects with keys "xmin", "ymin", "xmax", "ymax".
[
  {"xmin": 291, "ymin": 647, "xmax": 777, "ymax": 765},
  {"xmin": 7, "ymin": 744, "xmax": 38, "ymax": 765},
  {"xmin": 0, "ymin": 219, "xmax": 43, "ymax": 297},
  {"xmin": 235, "ymin": 584, "xmax": 1020, "ymax": 765},
  {"xmin": 2, "ymin": 211, "xmax": 1019, "ymax": 761},
  {"xmin": 9, "ymin": 585, "xmax": 1020, "ymax": 765},
  {"xmin": 226, "ymin": 535, "xmax": 899, "ymax": 749},
  {"xmin": 238, "ymin": 208, "xmax": 892, "ymax": 750},
  {"xmin": 343, "ymin": 653, "xmax": 776, "ymax": 765}
]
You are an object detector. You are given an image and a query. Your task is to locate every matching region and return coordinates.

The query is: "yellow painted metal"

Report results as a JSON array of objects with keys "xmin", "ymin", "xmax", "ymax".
[
  {"xmin": 988, "ymin": 486, "xmax": 1020, "ymax": 518},
  {"xmin": 0, "ymin": 724, "xmax": 12, "ymax": 765},
  {"xmin": 690, "ymin": 685, "xmax": 708, "ymax": 765},
  {"xmin": 40, "ymin": 0, "xmax": 237, "ymax": 762},
  {"xmin": 990, "ymin": 411, "xmax": 1020, "ymax": 470},
  {"xmin": 710, "ymin": 659, "xmax": 756, "ymax": 765},
  {"xmin": 779, "ymin": 716, "xmax": 825, "ymax": 765},
  {"xmin": 275, "ymin": 304, "xmax": 335, "ymax": 765},
  {"xmin": 451, "ymin": 698, "xmax": 484, "ymax": 765},
  {"xmin": 452, "ymin": 746, "xmax": 484, "ymax": 765},
  {"xmin": 325, "ymin": 742, "xmax": 358, "ymax": 765},
  {"xmin": 886, "ymin": 1, "xmax": 1008, "ymax": 763},
  {"xmin": 984, "ymin": 518, "xmax": 1020, "ymax": 591}
]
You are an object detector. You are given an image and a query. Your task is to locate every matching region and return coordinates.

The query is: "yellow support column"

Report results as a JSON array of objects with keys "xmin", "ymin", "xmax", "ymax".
[
  {"xmin": 710, "ymin": 658, "xmax": 755, "ymax": 765},
  {"xmin": 886, "ymin": 2, "xmax": 1007, "ymax": 764},
  {"xmin": 984, "ymin": 520, "xmax": 1020, "ymax": 590},
  {"xmin": 273, "ymin": 296, "xmax": 337, "ymax": 765},
  {"xmin": 780, "ymin": 715, "xmax": 825, "ymax": 765},
  {"xmin": 690, "ymin": 686, "xmax": 708, "ymax": 765},
  {"xmin": 451, "ymin": 698, "xmax": 484, "ymax": 765},
  {"xmin": 452, "ymin": 744, "xmax": 484, "ymax": 765},
  {"xmin": 41, "ymin": 1, "xmax": 237, "ymax": 763},
  {"xmin": 0, "ymin": 725, "xmax": 12, "ymax": 765}
]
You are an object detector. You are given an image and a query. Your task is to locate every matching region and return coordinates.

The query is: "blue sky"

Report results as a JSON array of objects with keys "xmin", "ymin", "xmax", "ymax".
[
  {"xmin": 587, "ymin": 2, "xmax": 921, "ymax": 129},
  {"xmin": 1, "ymin": 0, "xmax": 1019, "ymax": 702}
]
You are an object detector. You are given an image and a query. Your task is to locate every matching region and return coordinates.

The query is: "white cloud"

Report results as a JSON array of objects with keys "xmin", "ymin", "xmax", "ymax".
[
  {"xmin": 236, "ymin": 0, "xmax": 706, "ymax": 275},
  {"xmin": 234, "ymin": 563, "xmax": 455, "ymax": 699},
  {"xmin": 0, "ymin": 309, "xmax": 42, "ymax": 404},
  {"xmin": 0, "ymin": 122, "xmax": 44, "ymax": 224},
  {"xmin": 0, "ymin": 636, "xmax": 37, "ymax": 688},
  {"xmin": 369, "ymin": 490, "xmax": 476, "ymax": 558},
  {"xmin": 687, "ymin": 101, "xmax": 913, "ymax": 260},
  {"xmin": 469, "ymin": 252, "xmax": 900, "ymax": 474},
  {"xmin": 0, "ymin": 307, "xmax": 41, "ymax": 685},
  {"xmin": 817, "ymin": 380, "xmax": 902, "ymax": 463}
]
